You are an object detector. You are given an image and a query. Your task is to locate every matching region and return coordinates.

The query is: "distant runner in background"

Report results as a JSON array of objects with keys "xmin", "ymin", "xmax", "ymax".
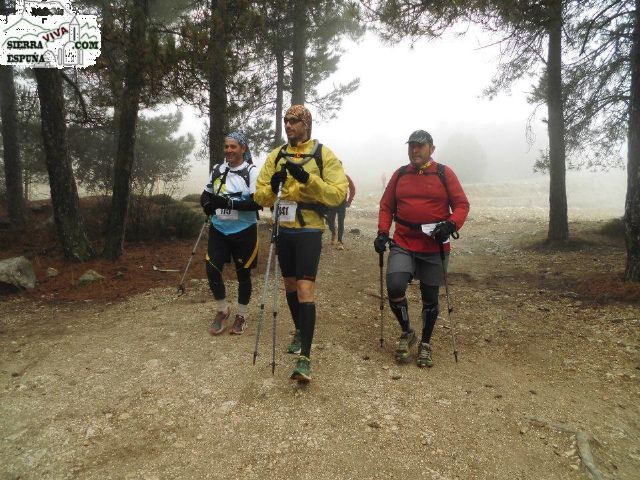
[
  {"xmin": 326, "ymin": 174, "xmax": 356, "ymax": 250},
  {"xmin": 374, "ymin": 130, "xmax": 470, "ymax": 368},
  {"xmin": 200, "ymin": 132, "xmax": 261, "ymax": 336}
]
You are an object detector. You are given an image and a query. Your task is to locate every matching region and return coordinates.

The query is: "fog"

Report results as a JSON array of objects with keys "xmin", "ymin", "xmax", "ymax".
[{"xmin": 171, "ymin": 30, "xmax": 626, "ymax": 218}]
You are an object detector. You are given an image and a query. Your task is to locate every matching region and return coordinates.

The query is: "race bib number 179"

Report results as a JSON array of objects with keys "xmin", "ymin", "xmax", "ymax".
[{"xmin": 216, "ymin": 208, "xmax": 239, "ymax": 221}]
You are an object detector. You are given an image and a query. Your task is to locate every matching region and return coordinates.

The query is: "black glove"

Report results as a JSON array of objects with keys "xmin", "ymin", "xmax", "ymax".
[
  {"xmin": 210, "ymin": 193, "xmax": 229, "ymax": 209},
  {"xmin": 285, "ymin": 162, "xmax": 310, "ymax": 183},
  {"xmin": 374, "ymin": 232, "xmax": 390, "ymax": 253},
  {"xmin": 270, "ymin": 168, "xmax": 287, "ymax": 194},
  {"xmin": 431, "ymin": 220, "xmax": 456, "ymax": 243},
  {"xmin": 200, "ymin": 191, "xmax": 215, "ymax": 215},
  {"xmin": 201, "ymin": 191, "xmax": 229, "ymax": 215}
]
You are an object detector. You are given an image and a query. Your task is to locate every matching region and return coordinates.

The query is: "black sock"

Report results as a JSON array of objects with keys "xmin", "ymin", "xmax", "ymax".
[
  {"xmin": 389, "ymin": 298, "xmax": 411, "ymax": 332},
  {"xmin": 421, "ymin": 305, "xmax": 439, "ymax": 344},
  {"xmin": 285, "ymin": 291, "xmax": 300, "ymax": 331},
  {"xmin": 298, "ymin": 302, "xmax": 316, "ymax": 358}
]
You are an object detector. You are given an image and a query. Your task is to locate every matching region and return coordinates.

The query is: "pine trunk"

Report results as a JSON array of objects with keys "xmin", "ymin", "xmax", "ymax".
[
  {"xmin": 34, "ymin": 69, "xmax": 94, "ymax": 261},
  {"xmin": 103, "ymin": 0, "xmax": 148, "ymax": 260},
  {"xmin": 290, "ymin": 2, "xmax": 306, "ymax": 105},
  {"xmin": 625, "ymin": 0, "xmax": 640, "ymax": 281},
  {"xmin": 0, "ymin": 64, "xmax": 26, "ymax": 228},
  {"xmin": 274, "ymin": 48, "xmax": 285, "ymax": 147},
  {"xmin": 208, "ymin": 0, "xmax": 228, "ymax": 171},
  {"xmin": 546, "ymin": 1, "xmax": 569, "ymax": 243}
]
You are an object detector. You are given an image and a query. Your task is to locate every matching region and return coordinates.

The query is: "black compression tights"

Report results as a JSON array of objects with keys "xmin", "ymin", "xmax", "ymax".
[
  {"xmin": 206, "ymin": 262, "xmax": 252, "ymax": 304},
  {"xmin": 387, "ymin": 273, "xmax": 440, "ymax": 340}
]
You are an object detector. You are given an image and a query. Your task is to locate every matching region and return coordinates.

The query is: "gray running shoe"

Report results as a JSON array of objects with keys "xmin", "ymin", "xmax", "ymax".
[
  {"xmin": 287, "ymin": 330, "xmax": 302, "ymax": 354},
  {"xmin": 229, "ymin": 315, "xmax": 246, "ymax": 335},
  {"xmin": 416, "ymin": 342, "xmax": 434, "ymax": 368},
  {"xmin": 395, "ymin": 329, "xmax": 416, "ymax": 361},
  {"xmin": 208, "ymin": 309, "xmax": 230, "ymax": 336}
]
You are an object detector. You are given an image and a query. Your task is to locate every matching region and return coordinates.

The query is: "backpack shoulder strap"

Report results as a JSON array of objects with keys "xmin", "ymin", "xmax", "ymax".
[
  {"xmin": 391, "ymin": 165, "xmax": 409, "ymax": 214},
  {"xmin": 209, "ymin": 163, "xmax": 224, "ymax": 183},
  {"xmin": 274, "ymin": 141, "xmax": 324, "ymax": 178},
  {"xmin": 313, "ymin": 142, "xmax": 323, "ymax": 178},
  {"xmin": 230, "ymin": 165, "xmax": 252, "ymax": 189},
  {"xmin": 273, "ymin": 144, "xmax": 289, "ymax": 167},
  {"xmin": 435, "ymin": 162, "xmax": 451, "ymax": 205}
]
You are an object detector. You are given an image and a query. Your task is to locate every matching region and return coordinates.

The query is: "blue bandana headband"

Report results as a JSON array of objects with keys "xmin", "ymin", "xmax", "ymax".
[{"xmin": 226, "ymin": 131, "xmax": 253, "ymax": 164}]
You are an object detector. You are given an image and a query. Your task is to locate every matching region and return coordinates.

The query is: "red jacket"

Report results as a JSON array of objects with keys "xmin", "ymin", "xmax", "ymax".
[
  {"xmin": 378, "ymin": 161, "xmax": 470, "ymax": 254},
  {"xmin": 346, "ymin": 174, "xmax": 356, "ymax": 205}
]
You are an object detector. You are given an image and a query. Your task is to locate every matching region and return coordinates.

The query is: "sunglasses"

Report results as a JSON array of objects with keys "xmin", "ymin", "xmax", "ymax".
[{"xmin": 283, "ymin": 116, "xmax": 302, "ymax": 125}]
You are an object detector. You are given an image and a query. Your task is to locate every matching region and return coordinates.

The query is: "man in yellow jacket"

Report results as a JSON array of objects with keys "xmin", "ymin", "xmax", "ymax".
[{"xmin": 255, "ymin": 105, "xmax": 348, "ymax": 383}]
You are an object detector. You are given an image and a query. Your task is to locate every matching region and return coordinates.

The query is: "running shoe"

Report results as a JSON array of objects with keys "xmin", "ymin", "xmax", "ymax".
[
  {"xmin": 208, "ymin": 308, "xmax": 230, "ymax": 336},
  {"xmin": 394, "ymin": 329, "xmax": 416, "ymax": 361},
  {"xmin": 290, "ymin": 355, "xmax": 311, "ymax": 383},
  {"xmin": 416, "ymin": 342, "xmax": 434, "ymax": 368},
  {"xmin": 229, "ymin": 315, "xmax": 246, "ymax": 335}
]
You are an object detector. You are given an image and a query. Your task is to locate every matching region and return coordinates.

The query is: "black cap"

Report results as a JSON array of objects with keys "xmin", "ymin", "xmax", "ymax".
[{"xmin": 406, "ymin": 130, "xmax": 433, "ymax": 145}]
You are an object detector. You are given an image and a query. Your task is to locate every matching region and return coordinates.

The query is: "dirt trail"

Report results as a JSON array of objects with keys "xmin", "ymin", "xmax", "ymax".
[{"xmin": 1, "ymin": 209, "xmax": 639, "ymax": 480}]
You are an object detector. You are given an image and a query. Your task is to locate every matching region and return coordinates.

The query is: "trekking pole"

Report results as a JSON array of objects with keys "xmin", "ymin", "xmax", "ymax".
[
  {"xmin": 270, "ymin": 254, "xmax": 281, "ymax": 375},
  {"xmin": 378, "ymin": 251, "xmax": 385, "ymax": 347},
  {"xmin": 252, "ymin": 166, "xmax": 286, "ymax": 366},
  {"xmin": 438, "ymin": 242, "xmax": 459, "ymax": 362},
  {"xmin": 176, "ymin": 218, "xmax": 209, "ymax": 296},
  {"xmin": 252, "ymin": 230, "xmax": 274, "ymax": 365},
  {"xmin": 177, "ymin": 166, "xmax": 229, "ymax": 296}
]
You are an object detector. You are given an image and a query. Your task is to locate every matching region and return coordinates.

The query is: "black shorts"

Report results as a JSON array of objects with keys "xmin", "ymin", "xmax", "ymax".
[
  {"xmin": 277, "ymin": 230, "xmax": 322, "ymax": 281},
  {"xmin": 207, "ymin": 224, "xmax": 258, "ymax": 270}
]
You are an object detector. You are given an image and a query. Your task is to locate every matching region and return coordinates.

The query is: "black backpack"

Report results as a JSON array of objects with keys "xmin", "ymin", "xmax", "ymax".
[
  {"xmin": 272, "ymin": 141, "xmax": 332, "ymax": 225},
  {"xmin": 392, "ymin": 162, "xmax": 451, "ymax": 229},
  {"xmin": 273, "ymin": 141, "xmax": 324, "ymax": 177},
  {"xmin": 208, "ymin": 163, "xmax": 256, "ymax": 192}
]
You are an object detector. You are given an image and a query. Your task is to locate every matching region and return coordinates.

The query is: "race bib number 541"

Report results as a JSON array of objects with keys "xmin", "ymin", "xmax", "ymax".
[{"xmin": 276, "ymin": 201, "xmax": 297, "ymax": 222}]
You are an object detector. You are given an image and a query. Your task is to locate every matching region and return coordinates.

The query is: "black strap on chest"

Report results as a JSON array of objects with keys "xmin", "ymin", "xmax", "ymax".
[
  {"xmin": 274, "ymin": 141, "xmax": 328, "ymax": 226},
  {"xmin": 210, "ymin": 163, "xmax": 255, "ymax": 193},
  {"xmin": 274, "ymin": 141, "xmax": 323, "ymax": 178}
]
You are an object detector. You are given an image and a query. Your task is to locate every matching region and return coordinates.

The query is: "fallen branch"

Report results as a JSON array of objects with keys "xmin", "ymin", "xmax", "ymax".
[
  {"xmin": 363, "ymin": 291, "xmax": 383, "ymax": 300},
  {"xmin": 524, "ymin": 415, "xmax": 605, "ymax": 480},
  {"xmin": 152, "ymin": 265, "xmax": 180, "ymax": 273}
]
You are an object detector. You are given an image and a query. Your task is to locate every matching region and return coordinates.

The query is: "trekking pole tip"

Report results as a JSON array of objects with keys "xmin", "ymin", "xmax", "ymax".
[
  {"xmin": 454, "ymin": 351, "xmax": 459, "ymax": 363},
  {"xmin": 379, "ymin": 338, "xmax": 384, "ymax": 347}
]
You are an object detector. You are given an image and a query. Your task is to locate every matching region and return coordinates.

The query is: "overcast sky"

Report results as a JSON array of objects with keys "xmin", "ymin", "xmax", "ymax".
[{"xmin": 178, "ymin": 27, "xmax": 626, "ymax": 213}]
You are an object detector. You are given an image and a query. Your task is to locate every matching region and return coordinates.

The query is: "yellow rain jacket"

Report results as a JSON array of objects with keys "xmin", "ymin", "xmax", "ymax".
[{"xmin": 255, "ymin": 139, "xmax": 348, "ymax": 230}]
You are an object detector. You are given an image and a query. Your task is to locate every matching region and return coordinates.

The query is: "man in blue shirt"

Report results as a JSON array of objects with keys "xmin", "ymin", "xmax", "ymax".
[{"xmin": 200, "ymin": 132, "xmax": 262, "ymax": 335}]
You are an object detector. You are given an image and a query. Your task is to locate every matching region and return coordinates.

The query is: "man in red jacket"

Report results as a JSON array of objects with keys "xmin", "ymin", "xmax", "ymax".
[{"xmin": 374, "ymin": 130, "xmax": 470, "ymax": 367}]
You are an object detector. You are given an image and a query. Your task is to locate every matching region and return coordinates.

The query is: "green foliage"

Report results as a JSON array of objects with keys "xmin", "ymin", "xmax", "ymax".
[
  {"xmin": 181, "ymin": 193, "xmax": 201, "ymax": 202},
  {"xmin": 72, "ymin": 111, "xmax": 194, "ymax": 195},
  {"xmin": 597, "ymin": 217, "xmax": 626, "ymax": 238},
  {"xmin": 148, "ymin": 193, "xmax": 174, "ymax": 205},
  {"xmin": 125, "ymin": 195, "xmax": 204, "ymax": 241},
  {"xmin": 370, "ymin": 0, "xmax": 633, "ymax": 173},
  {"xmin": 14, "ymin": 83, "xmax": 48, "ymax": 198},
  {"xmin": 131, "ymin": 111, "xmax": 194, "ymax": 194}
]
